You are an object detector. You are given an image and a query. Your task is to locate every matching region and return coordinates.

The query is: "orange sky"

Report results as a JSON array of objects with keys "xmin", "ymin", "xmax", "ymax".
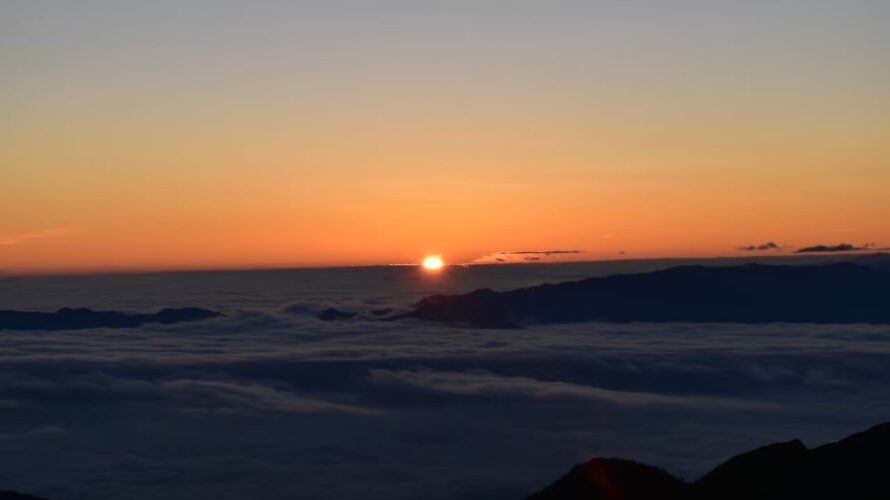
[{"xmin": 2, "ymin": 1, "xmax": 889, "ymax": 274}]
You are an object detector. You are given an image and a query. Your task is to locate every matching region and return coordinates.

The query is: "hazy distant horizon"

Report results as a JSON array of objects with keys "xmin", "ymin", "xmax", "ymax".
[{"xmin": 2, "ymin": 249, "xmax": 874, "ymax": 279}]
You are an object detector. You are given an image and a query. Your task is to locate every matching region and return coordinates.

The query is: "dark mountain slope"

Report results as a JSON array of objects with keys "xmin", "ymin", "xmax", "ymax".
[
  {"xmin": 693, "ymin": 440, "xmax": 811, "ymax": 499},
  {"xmin": 805, "ymin": 422, "xmax": 890, "ymax": 499},
  {"xmin": 0, "ymin": 491, "xmax": 51, "ymax": 500},
  {"xmin": 0, "ymin": 307, "xmax": 221, "ymax": 331},
  {"xmin": 526, "ymin": 458, "xmax": 686, "ymax": 500},
  {"xmin": 527, "ymin": 422, "xmax": 890, "ymax": 500},
  {"xmin": 394, "ymin": 262, "xmax": 890, "ymax": 328}
]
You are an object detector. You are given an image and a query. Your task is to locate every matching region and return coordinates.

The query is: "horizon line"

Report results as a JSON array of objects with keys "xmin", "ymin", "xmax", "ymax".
[{"xmin": 2, "ymin": 251, "xmax": 879, "ymax": 279}]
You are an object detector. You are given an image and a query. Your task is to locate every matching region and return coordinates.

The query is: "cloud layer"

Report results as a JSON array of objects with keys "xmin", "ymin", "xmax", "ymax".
[{"xmin": 1, "ymin": 263, "xmax": 890, "ymax": 499}]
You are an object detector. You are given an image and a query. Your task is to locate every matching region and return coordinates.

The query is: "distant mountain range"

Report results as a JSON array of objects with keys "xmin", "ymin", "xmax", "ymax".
[
  {"xmin": 3, "ymin": 254, "xmax": 889, "ymax": 332},
  {"xmin": 527, "ymin": 421, "xmax": 890, "ymax": 500},
  {"xmin": 394, "ymin": 255, "xmax": 890, "ymax": 328},
  {"xmin": 0, "ymin": 307, "xmax": 221, "ymax": 331}
]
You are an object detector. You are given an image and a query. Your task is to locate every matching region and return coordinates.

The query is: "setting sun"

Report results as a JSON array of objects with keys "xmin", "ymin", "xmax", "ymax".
[{"xmin": 422, "ymin": 255, "xmax": 444, "ymax": 271}]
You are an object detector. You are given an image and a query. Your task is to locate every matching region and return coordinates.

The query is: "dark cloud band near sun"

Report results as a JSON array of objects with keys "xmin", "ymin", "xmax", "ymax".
[
  {"xmin": 796, "ymin": 243, "xmax": 875, "ymax": 253},
  {"xmin": 738, "ymin": 242, "xmax": 782, "ymax": 252},
  {"xmin": 472, "ymin": 250, "xmax": 584, "ymax": 264}
]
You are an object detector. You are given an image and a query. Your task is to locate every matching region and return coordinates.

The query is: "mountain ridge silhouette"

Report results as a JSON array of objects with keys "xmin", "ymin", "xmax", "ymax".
[
  {"xmin": 528, "ymin": 422, "xmax": 890, "ymax": 499},
  {"xmin": 0, "ymin": 491, "xmax": 51, "ymax": 500},
  {"xmin": 0, "ymin": 307, "xmax": 221, "ymax": 331},
  {"xmin": 394, "ymin": 259, "xmax": 890, "ymax": 328}
]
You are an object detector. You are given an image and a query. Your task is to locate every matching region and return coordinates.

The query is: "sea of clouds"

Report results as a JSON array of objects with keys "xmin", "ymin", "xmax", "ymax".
[{"xmin": 1, "ymin": 261, "xmax": 889, "ymax": 499}]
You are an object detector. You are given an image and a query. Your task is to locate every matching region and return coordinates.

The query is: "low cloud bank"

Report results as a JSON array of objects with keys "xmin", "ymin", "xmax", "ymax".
[
  {"xmin": 369, "ymin": 369, "xmax": 776, "ymax": 410},
  {"xmin": 739, "ymin": 242, "xmax": 781, "ymax": 251},
  {"xmin": 2, "ymin": 277, "xmax": 890, "ymax": 499},
  {"xmin": 796, "ymin": 243, "xmax": 873, "ymax": 253},
  {"xmin": 2, "ymin": 372, "xmax": 378, "ymax": 416}
]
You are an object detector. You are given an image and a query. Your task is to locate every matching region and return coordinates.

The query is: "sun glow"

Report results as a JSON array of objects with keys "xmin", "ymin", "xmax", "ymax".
[{"xmin": 422, "ymin": 255, "xmax": 444, "ymax": 271}]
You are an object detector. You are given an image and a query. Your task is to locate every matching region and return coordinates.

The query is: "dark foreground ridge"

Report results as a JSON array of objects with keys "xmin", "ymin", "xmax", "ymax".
[
  {"xmin": 0, "ymin": 491, "xmax": 50, "ymax": 500},
  {"xmin": 0, "ymin": 307, "xmax": 222, "ymax": 331},
  {"xmin": 2, "ymin": 424, "xmax": 889, "ymax": 500},
  {"xmin": 394, "ymin": 261, "xmax": 890, "ymax": 328},
  {"xmin": 528, "ymin": 422, "xmax": 890, "ymax": 500}
]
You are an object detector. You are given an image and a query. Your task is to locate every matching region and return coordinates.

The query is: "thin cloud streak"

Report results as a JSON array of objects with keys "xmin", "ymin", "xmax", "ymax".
[
  {"xmin": 0, "ymin": 228, "xmax": 70, "ymax": 247},
  {"xmin": 472, "ymin": 250, "xmax": 584, "ymax": 264},
  {"xmin": 370, "ymin": 369, "xmax": 777, "ymax": 410}
]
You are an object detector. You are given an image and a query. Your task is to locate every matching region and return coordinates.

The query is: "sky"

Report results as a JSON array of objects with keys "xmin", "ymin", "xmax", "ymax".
[{"xmin": 2, "ymin": 0, "xmax": 889, "ymax": 273}]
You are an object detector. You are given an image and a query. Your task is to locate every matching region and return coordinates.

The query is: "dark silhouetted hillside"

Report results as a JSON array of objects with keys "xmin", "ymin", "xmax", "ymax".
[
  {"xmin": 0, "ymin": 491, "xmax": 51, "ymax": 500},
  {"xmin": 527, "ymin": 422, "xmax": 890, "ymax": 500},
  {"xmin": 394, "ymin": 262, "xmax": 890, "ymax": 328},
  {"xmin": 854, "ymin": 253, "xmax": 890, "ymax": 273},
  {"xmin": 693, "ymin": 440, "xmax": 811, "ymax": 499},
  {"xmin": 527, "ymin": 458, "xmax": 686, "ymax": 500},
  {"xmin": 0, "ymin": 307, "xmax": 221, "ymax": 331}
]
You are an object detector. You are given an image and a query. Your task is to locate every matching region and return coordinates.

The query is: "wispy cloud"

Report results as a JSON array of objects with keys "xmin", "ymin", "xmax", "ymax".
[
  {"xmin": 472, "ymin": 250, "xmax": 584, "ymax": 264},
  {"xmin": 2, "ymin": 303, "xmax": 890, "ymax": 498},
  {"xmin": 0, "ymin": 227, "xmax": 71, "ymax": 247},
  {"xmin": 370, "ymin": 369, "xmax": 776, "ymax": 410}
]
